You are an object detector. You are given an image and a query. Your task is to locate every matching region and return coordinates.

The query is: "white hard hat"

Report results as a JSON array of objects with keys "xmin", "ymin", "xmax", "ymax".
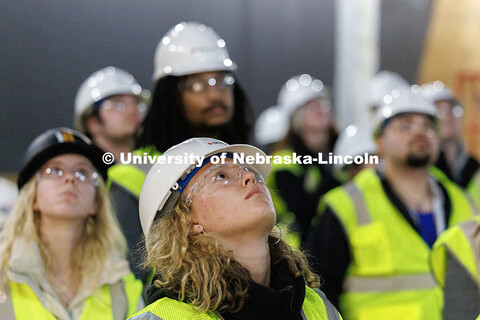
[
  {"xmin": 333, "ymin": 124, "xmax": 376, "ymax": 172},
  {"xmin": 373, "ymin": 85, "xmax": 437, "ymax": 137},
  {"xmin": 277, "ymin": 74, "xmax": 326, "ymax": 116},
  {"xmin": 254, "ymin": 106, "xmax": 289, "ymax": 146},
  {"xmin": 139, "ymin": 138, "xmax": 272, "ymax": 237},
  {"xmin": 74, "ymin": 66, "xmax": 142, "ymax": 132},
  {"xmin": 152, "ymin": 22, "xmax": 237, "ymax": 81},
  {"xmin": 369, "ymin": 70, "xmax": 409, "ymax": 107},
  {"xmin": 420, "ymin": 81, "xmax": 457, "ymax": 103}
]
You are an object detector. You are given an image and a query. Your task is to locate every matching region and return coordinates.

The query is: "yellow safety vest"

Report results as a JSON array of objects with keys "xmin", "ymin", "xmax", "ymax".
[
  {"xmin": 431, "ymin": 215, "xmax": 480, "ymax": 287},
  {"xmin": 129, "ymin": 286, "xmax": 342, "ymax": 320},
  {"xmin": 321, "ymin": 169, "xmax": 477, "ymax": 320},
  {"xmin": 430, "ymin": 166, "xmax": 480, "ymax": 214},
  {"xmin": 431, "ymin": 216, "xmax": 480, "ymax": 319},
  {"xmin": 266, "ymin": 149, "xmax": 322, "ymax": 249},
  {"xmin": 1, "ymin": 273, "xmax": 142, "ymax": 320},
  {"xmin": 107, "ymin": 146, "xmax": 162, "ymax": 198}
]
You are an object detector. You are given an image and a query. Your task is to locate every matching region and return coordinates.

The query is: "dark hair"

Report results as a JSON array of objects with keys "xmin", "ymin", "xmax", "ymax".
[
  {"xmin": 277, "ymin": 123, "xmax": 338, "ymax": 157},
  {"xmin": 137, "ymin": 75, "xmax": 252, "ymax": 152},
  {"xmin": 81, "ymin": 107, "xmax": 100, "ymax": 140}
]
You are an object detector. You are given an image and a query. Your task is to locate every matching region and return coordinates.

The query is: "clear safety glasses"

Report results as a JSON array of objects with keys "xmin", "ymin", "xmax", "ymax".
[
  {"xmin": 36, "ymin": 165, "xmax": 99, "ymax": 185},
  {"xmin": 389, "ymin": 118, "xmax": 437, "ymax": 138},
  {"xmin": 184, "ymin": 163, "xmax": 265, "ymax": 207},
  {"xmin": 182, "ymin": 73, "xmax": 235, "ymax": 94},
  {"xmin": 100, "ymin": 99, "xmax": 147, "ymax": 117}
]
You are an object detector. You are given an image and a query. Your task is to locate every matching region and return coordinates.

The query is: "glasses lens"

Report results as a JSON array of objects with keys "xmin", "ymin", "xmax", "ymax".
[
  {"xmin": 101, "ymin": 99, "xmax": 141, "ymax": 113},
  {"xmin": 184, "ymin": 73, "xmax": 235, "ymax": 93},
  {"xmin": 185, "ymin": 163, "xmax": 264, "ymax": 206},
  {"xmin": 39, "ymin": 165, "xmax": 98, "ymax": 184}
]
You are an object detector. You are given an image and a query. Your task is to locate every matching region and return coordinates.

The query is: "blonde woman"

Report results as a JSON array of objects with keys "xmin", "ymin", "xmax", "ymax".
[
  {"xmin": 130, "ymin": 138, "xmax": 341, "ymax": 320},
  {"xmin": 0, "ymin": 128, "xmax": 143, "ymax": 319}
]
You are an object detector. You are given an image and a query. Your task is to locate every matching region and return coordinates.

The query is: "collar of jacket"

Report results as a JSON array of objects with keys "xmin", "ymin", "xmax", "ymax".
[
  {"xmin": 6, "ymin": 236, "xmax": 131, "ymax": 319},
  {"xmin": 376, "ymin": 169, "xmax": 451, "ymax": 232}
]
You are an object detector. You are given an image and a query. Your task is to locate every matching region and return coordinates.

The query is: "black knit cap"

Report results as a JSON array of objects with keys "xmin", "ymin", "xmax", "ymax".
[{"xmin": 17, "ymin": 127, "xmax": 110, "ymax": 189}]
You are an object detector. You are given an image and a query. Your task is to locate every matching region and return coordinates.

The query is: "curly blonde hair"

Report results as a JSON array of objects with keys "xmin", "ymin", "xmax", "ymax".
[
  {"xmin": 144, "ymin": 199, "xmax": 320, "ymax": 313},
  {"xmin": 0, "ymin": 176, "xmax": 127, "ymax": 292}
]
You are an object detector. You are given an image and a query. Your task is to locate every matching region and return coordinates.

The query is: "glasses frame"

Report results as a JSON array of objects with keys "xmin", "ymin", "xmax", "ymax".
[
  {"xmin": 181, "ymin": 72, "xmax": 236, "ymax": 94},
  {"xmin": 36, "ymin": 165, "xmax": 100, "ymax": 185},
  {"xmin": 184, "ymin": 163, "xmax": 264, "ymax": 207}
]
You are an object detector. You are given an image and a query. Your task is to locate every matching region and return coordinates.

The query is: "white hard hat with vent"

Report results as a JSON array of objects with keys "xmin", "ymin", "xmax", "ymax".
[
  {"xmin": 277, "ymin": 74, "xmax": 326, "ymax": 117},
  {"xmin": 369, "ymin": 70, "xmax": 409, "ymax": 108},
  {"xmin": 74, "ymin": 66, "xmax": 142, "ymax": 132},
  {"xmin": 139, "ymin": 138, "xmax": 272, "ymax": 237},
  {"xmin": 153, "ymin": 21, "xmax": 237, "ymax": 81},
  {"xmin": 333, "ymin": 124, "xmax": 377, "ymax": 172},
  {"xmin": 373, "ymin": 85, "xmax": 437, "ymax": 137},
  {"xmin": 254, "ymin": 106, "xmax": 289, "ymax": 146}
]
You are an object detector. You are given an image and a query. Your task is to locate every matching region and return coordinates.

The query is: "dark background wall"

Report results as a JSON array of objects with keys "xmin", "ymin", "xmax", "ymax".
[{"xmin": 0, "ymin": 0, "xmax": 431, "ymax": 172}]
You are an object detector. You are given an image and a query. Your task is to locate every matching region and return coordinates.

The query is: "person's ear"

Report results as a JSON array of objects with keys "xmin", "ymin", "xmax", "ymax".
[
  {"xmin": 190, "ymin": 224, "xmax": 205, "ymax": 236},
  {"xmin": 375, "ymin": 135, "xmax": 384, "ymax": 155},
  {"xmin": 85, "ymin": 115, "xmax": 102, "ymax": 138},
  {"xmin": 33, "ymin": 196, "xmax": 39, "ymax": 212}
]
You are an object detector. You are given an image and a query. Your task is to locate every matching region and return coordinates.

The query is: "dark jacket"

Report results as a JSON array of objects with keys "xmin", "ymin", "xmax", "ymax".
[
  {"xmin": 435, "ymin": 150, "xmax": 480, "ymax": 188},
  {"xmin": 147, "ymin": 259, "xmax": 313, "ymax": 320}
]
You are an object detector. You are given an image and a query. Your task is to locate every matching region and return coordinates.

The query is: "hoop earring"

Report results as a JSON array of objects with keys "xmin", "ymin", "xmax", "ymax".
[{"xmin": 272, "ymin": 223, "xmax": 282, "ymax": 245}]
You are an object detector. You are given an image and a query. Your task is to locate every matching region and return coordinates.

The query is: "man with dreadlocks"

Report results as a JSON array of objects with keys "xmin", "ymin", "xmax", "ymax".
[{"xmin": 107, "ymin": 21, "xmax": 252, "ymax": 286}]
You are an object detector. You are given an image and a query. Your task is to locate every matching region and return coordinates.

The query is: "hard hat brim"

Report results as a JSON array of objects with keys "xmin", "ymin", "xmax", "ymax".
[{"xmin": 18, "ymin": 142, "xmax": 110, "ymax": 190}]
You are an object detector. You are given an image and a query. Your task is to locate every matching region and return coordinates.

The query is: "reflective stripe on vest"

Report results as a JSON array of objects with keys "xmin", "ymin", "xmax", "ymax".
[
  {"xmin": 344, "ymin": 273, "xmax": 437, "ymax": 293},
  {"xmin": 300, "ymin": 286, "xmax": 340, "ymax": 319},
  {"xmin": 313, "ymin": 288, "xmax": 341, "ymax": 320},
  {"xmin": 0, "ymin": 274, "xmax": 142, "ymax": 320},
  {"xmin": 459, "ymin": 219, "xmax": 480, "ymax": 284},
  {"xmin": 459, "ymin": 220, "xmax": 480, "ymax": 286},
  {"xmin": 0, "ymin": 283, "xmax": 15, "ymax": 319},
  {"xmin": 122, "ymin": 273, "xmax": 145, "ymax": 317},
  {"xmin": 111, "ymin": 279, "xmax": 128, "ymax": 320},
  {"xmin": 468, "ymin": 170, "xmax": 480, "ymax": 211},
  {"xmin": 343, "ymin": 182, "xmax": 370, "ymax": 225},
  {"xmin": 130, "ymin": 286, "xmax": 338, "ymax": 319},
  {"xmin": 431, "ymin": 217, "xmax": 480, "ymax": 320},
  {"xmin": 322, "ymin": 169, "xmax": 477, "ymax": 320}
]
